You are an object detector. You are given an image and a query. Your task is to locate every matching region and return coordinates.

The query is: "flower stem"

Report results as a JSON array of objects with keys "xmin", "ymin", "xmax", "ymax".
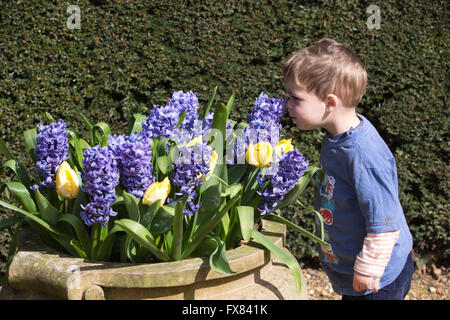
[
  {"xmin": 296, "ymin": 200, "xmax": 326, "ymax": 244},
  {"xmin": 211, "ymin": 173, "xmax": 231, "ymax": 188}
]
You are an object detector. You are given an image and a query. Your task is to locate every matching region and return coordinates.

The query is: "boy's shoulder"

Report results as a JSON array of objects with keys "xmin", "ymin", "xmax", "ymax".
[
  {"xmin": 322, "ymin": 115, "xmax": 396, "ymax": 172},
  {"xmin": 353, "ymin": 117, "xmax": 396, "ymax": 171}
]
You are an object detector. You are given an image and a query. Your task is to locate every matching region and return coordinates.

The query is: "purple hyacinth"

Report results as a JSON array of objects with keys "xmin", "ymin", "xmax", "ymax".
[
  {"xmin": 170, "ymin": 142, "xmax": 213, "ymax": 216},
  {"xmin": 256, "ymin": 149, "xmax": 309, "ymax": 215},
  {"xmin": 247, "ymin": 92, "xmax": 286, "ymax": 124},
  {"xmin": 141, "ymin": 91, "xmax": 200, "ymax": 141},
  {"xmin": 108, "ymin": 132, "xmax": 155, "ymax": 198},
  {"xmin": 80, "ymin": 145, "xmax": 120, "ymax": 227},
  {"xmin": 33, "ymin": 120, "xmax": 70, "ymax": 189},
  {"xmin": 166, "ymin": 90, "xmax": 200, "ymax": 132}
]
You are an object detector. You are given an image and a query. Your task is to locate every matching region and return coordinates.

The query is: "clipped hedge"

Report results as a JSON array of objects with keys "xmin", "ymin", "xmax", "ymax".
[{"xmin": 0, "ymin": 0, "xmax": 448, "ymax": 277}]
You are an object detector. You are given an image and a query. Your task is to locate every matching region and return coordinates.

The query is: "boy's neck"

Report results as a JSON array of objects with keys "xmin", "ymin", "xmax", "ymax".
[{"xmin": 323, "ymin": 112, "xmax": 361, "ymax": 136}]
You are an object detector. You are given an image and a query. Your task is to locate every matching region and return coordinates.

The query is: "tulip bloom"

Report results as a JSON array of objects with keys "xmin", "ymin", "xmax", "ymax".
[
  {"xmin": 274, "ymin": 139, "xmax": 294, "ymax": 158},
  {"xmin": 205, "ymin": 150, "xmax": 218, "ymax": 181},
  {"xmin": 143, "ymin": 176, "xmax": 171, "ymax": 206},
  {"xmin": 245, "ymin": 142, "xmax": 273, "ymax": 167},
  {"xmin": 186, "ymin": 134, "xmax": 203, "ymax": 147},
  {"xmin": 55, "ymin": 161, "xmax": 80, "ymax": 199}
]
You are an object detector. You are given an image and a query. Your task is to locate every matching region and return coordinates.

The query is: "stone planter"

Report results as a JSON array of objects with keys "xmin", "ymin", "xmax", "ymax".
[{"xmin": 0, "ymin": 219, "xmax": 308, "ymax": 300}]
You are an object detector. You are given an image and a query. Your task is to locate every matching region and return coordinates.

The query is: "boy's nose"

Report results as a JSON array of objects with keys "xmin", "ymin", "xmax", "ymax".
[{"xmin": 286, "ymin": 99, "xmax": 293, "ymax": 111}]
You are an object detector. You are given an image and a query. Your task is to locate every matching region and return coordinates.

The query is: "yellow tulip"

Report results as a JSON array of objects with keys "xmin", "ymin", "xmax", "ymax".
[
  {"xmin": 274, "ymin": 139, "xmax": 294, "ymax": 158},
  {"xmin": 143, "ymin": 176, "xmax": 171, "ymax": 206},
  {"xmin": 56, "ymin": 161, "xmax": 80, "ymax": 199},
  {"xmin": 245, "ymin": 142, "xmax": 273, "ymax": 167},
  {"xmin": 187, "ymin": 135, "xmax": 203, "ymax": 147},
  {"xmin": 205, "ymin": 150, "xmax": 218, "ymax": 181}
]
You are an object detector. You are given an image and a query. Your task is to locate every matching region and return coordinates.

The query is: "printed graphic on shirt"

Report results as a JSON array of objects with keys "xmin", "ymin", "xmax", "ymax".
[
  {"xmin": 320, "ymin": 230, "xmax": 339, "ymax": 264},
  {"xmin": 319, "ymin": 174, "xmax": 335, "ymax": 225}
]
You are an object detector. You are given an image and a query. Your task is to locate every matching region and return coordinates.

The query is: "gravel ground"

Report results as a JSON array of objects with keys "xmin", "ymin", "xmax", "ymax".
[{"xmin": 304, "ymin": 264, "xmax": 450, "ymax": 300}]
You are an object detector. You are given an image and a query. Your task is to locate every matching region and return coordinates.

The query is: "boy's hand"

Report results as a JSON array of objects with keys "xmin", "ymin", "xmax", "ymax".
[{"xmin": 353, "ymin": 271, "xmax": 379, "ymax": 293}]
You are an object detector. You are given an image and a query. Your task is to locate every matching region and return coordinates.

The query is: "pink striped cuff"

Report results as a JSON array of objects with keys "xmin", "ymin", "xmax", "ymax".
[{"xmin": 354, "ymin": 230, "xmax": 400, "ymax": 278}]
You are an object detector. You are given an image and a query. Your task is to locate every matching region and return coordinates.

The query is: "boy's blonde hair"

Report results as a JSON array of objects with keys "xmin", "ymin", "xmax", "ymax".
[{"xmin": 283, "ymin": 38, "xmax": 367, "ymax": 108}]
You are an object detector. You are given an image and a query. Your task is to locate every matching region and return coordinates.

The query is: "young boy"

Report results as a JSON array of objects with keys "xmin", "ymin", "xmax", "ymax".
[{"xmin": 283, "ymin": 38, "xmax": 414, "ymax": 300}]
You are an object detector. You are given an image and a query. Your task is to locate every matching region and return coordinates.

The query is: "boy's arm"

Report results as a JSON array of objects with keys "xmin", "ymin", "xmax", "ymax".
[
  {"xmin": 353, "ymin": 230, "xmax": 400, "ymax": 292},
  {"xmin": 349, "ymin": 151, "xmax": 403, "ymax": 292}
]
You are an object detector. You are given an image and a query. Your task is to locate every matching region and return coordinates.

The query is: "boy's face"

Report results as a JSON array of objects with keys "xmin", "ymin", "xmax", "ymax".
[{"xmin": 285, "ymin": 79, "xmax": 327, "ymax": 131}]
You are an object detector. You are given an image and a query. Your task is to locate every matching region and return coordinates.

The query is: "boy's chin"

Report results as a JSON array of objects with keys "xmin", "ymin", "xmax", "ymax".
[{"xmin": 296, "ymin": 122, "xmax": 315, "ymax": 131}]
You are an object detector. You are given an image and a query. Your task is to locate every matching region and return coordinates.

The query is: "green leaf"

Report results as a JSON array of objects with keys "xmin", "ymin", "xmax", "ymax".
[
  {"xmin": 201, "ymin": 86, "xmax": 218, "ymax": 120},
  {"xmin": 93, "ymin": 122, "xmax": 112, "ymax": 144},
  {"xmin": 296, "ymin": 200, "xmax": 327, "ymax": 244},
  {"xmin": 175, "ymin": 110, "xmax": 187, "ymax": 128},
  {"xmin": 57, "ymin": 214, "xmax": 91, "ymax": 256},
  {"xmin": 191, "ymin": 235, "xmax": 217, "ymax": 257},
  {"xmin": 114, "ymin": 219, "xmax": 171, "ymax": 262},
  {"xmin": 44, "ymin": 112, "xmax": 56, "ymax": 123},
  {"xmin": 210, "ymin": 103, "xmax": 227, "ymax": 157},
  {"xmin": 171, "ymin": 201, "xmax": 184, "ymax": 260},
  {"xmin": 123, "ymin": 191, "xmax": 140, "ymax": 222},
  {"xmin": 23, "ymin": 128, "xmax": 37, "ymax": 162},
  {"xmin": 237, "ymin": 206, "xmax": 254, "ymax": 242},
  {"xmin": 79, "ymin": 138, "xmax": 90, "ymax": 150},
  {"xmin": 190, "ymin": 235, "xmax": 236, "ymax": 274},
  {"xmin": 80, "ymin": 113, "xmax": 94, "ymax": 131},
  {"xmin": 100, "ymin": 136, "xmax": 109, "ymax": 147},
  {"xmin": 251, "ymin": 229, "xmax": 303, "ymax": 294},
  {"xmin": 90, "ymin": 223, "xmax": 109, "ymax": 260},
  {"xmin": 227, "ymin": 164, "xmax": 247, "ymax": 185},
  {"xmin": 96, "ymin": 224, "xmax": 123, "ymax": 261},
  {"xmin": 181, "ymin": 193, "xmax": 240, "ymax": 260},
  {"xmin": 209, "ymin": 236, "xmax": 236, "ymax": 274},
  {"xmin": 67, "ymin": 129, "xmax": 85, "ymax": 170},
  {"xmin": 221, "ymin": 183, "xmax": 243, "ymax": 199},
  {"xmin": 264, "ymin": 213, "xmax": 329, "ymax": 246},
  {"xmin": 198, "ymin": 183, "xmax": 221, "ymax": 217},
  {"xmin": 5, "ymin": 181, "xmax": 36, "ymax": 213},
  {"xmin": 241, "ymin": 167, "xmax": 261, "ymax": 205},
  {"xmin": 70, "ymin": 239, "xmax": 87, "ymax": 259},
  {"xmin": 3, "ymin": 160, "xmax": 33, "ymax": 192},
  {"xmin": 0, "ymin": 200, "xmax": 70, "ymax": 239},
  {"xmin": 127, "ymin": 113, "xmax": 147, "ymax": 135},
  {"xmin": 0, "ymin": 137, "xmax": 14, "ymax": 160},
  {"xmin": 35, "ymin": 188, "xmax": 60, "ymax": 226},
  {"xmin": 225, "ymin": 93, "xmax": 235, "ymax": 119},
  {"xmin": 157, "ymin": 138, "xmax": 174, "ymax": 157},
  {"xmin": 139, "ymin": 199, "xmax": 161, "ymax": 229},
  {"xmin": 150, "ymin": 205, "xmax": 174, "ymax": 236},
  {"xmin": 156, "ymin": 155, "xmax": 170, "ymax": 174},
  {"xmin": 72, "ymin": 190, "xmax": 87, "ymax": 217}
]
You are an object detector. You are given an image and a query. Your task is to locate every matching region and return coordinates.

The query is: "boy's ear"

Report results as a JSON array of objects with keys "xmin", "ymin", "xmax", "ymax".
[{"xmin": 326, "ymin": 94, "xmax": 340, "ymax": 112}]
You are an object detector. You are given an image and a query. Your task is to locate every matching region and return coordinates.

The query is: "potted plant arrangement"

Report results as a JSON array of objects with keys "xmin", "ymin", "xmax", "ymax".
[{"xmin": 0, "ymin": 88, "xmax": 328, "ymax": 300}]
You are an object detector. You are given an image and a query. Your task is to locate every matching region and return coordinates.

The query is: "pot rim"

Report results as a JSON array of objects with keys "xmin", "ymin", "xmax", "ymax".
[{"xmin": 8, "ymin": 219, "xmax": 286, "ymax": 299}]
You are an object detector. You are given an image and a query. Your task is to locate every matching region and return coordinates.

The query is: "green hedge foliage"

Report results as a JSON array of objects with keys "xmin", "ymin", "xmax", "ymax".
[{"xmin": 0, "ymin": 0, "xmax": 448, "ymax": 274}]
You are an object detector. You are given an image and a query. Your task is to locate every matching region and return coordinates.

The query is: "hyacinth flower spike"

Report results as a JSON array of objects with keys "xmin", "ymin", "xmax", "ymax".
[{"xmin": 33, "ymin": 119, "xmax": 70, "ymax": 190}]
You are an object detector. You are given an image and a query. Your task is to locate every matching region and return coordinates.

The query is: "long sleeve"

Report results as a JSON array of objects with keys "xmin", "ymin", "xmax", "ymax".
[{"xmin": 354, "ymin": 230, "xmax": 400, "ymax": 277}]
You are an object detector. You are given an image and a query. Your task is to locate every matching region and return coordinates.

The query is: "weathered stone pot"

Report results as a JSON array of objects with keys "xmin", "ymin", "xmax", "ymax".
[{"xmin": 0, "ymin": 219, "xmax": 308, "ymax": 300}]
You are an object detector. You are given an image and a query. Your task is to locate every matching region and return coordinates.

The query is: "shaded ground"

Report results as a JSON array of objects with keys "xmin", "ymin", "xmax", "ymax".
[{"xmin": 304, "ymin": 264, "xmax": 449, "ymax": 300}]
